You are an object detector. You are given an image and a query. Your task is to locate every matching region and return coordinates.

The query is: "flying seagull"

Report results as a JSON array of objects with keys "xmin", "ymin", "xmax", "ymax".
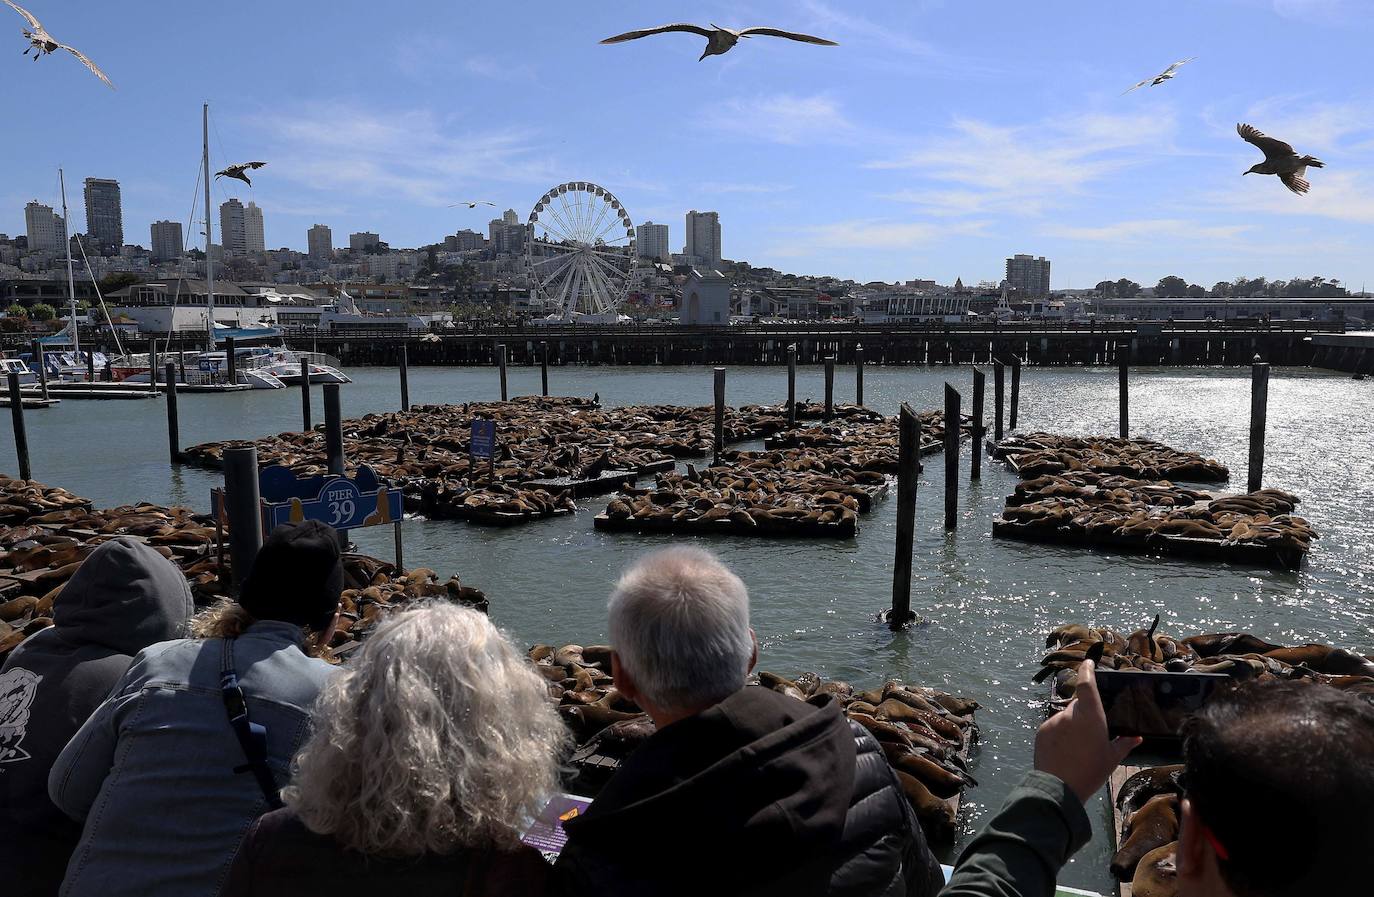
[
  {"xmin": 1122, "ymin": 57, "xmax": 1195, "ymax": 94},
  {"xmin": 1237, "ymin": 123, "xmax": 1325, "ymax": 195},
  {"xmin": 4, "ymin": 0, "xmax": 114, "ymax": 89},
  {"xmin": 600, "ymin": 23, "xmax": 837, "ymax": 61},
  {"xmin": 215, "ymin": 161, "xmax": 268, "ymax": 187},
  {"xmin": 449, "ymin": 200, "xmax": 497, "ymax": 209}
]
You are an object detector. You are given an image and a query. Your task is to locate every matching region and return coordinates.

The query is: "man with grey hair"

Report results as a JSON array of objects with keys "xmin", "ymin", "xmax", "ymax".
[{"xmin": 555, "ymin": 546, "xmax": 943, "ymax": 897}]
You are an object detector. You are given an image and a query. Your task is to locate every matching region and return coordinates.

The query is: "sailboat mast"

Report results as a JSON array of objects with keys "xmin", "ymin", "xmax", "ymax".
[
  {"xmin": 58, "ymin": 168, "xmax": 79, "ymax": 360},
  {"xmin": 203, "ymin": 102, "xmax": 215, "ymax": 350}
]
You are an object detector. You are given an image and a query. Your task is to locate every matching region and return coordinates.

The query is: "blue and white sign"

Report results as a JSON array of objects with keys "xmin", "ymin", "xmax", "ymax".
[
  {"xmin": 265, "ymin": 476, "xmax": 403, "ymax": 530},
  {"xmin": 198, "ymin": 358, "xmax": 221, "ymax": 372},
  {"xmin": 470, "ymin": 420, "xmax": 497, "ymax": 458}
]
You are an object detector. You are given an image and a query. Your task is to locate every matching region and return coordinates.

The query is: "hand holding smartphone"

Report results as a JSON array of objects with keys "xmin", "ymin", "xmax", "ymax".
[{"xmin": 1094, "ymin": 669, "xmax": 1229, "ymax": 742}]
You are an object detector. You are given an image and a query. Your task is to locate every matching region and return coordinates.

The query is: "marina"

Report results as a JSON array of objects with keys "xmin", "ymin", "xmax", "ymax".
[{"xmin": 0, "ymin": 363, "xmax": 1369, "ymax": 892}]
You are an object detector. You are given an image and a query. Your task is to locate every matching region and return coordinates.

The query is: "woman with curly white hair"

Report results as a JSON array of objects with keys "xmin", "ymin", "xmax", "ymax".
[{"xmin": 222, "ymin": 601, "xmax": 570, "ymax": 896}]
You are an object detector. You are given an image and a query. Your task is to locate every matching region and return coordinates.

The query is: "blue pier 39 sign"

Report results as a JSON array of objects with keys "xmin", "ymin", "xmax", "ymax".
[
  {"xmin": 470, "ymin": 419, "xmax": 497, "ymax": 458},
  {"xmin": 254, "ymin": 464, "xmax": 404, "ymax": 532}
]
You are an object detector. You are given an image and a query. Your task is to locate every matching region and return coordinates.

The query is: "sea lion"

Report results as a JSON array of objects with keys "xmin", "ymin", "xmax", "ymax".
[
  {"xmin": 893, "ymin": 770, "xmax": 956, "ymax": 843},
  {"xmin": 557, "ymin": 703, "xmax": 641, "ymax": 740},
  {"xmin": 1128, "ymin": 614, "xmax": 1164, "ymax": 662},
  {"xmin": 916, "ymin": 688, "xmax": 980, "ymax": 716},
  {"xmin": 1264, "ymin": 645, "xmax": 1374, "ymax": 678},
  {"xmin": 0, "ymin": 595, "xmax": 39, "ymax": 623},
  {"xmin": 1111, "ymin": 794, "xmax": 1180, "ymax": 881},
  {"xmin": 1131, "ymin": 842, "xmax": 1178, "ymax": 897},
  {"xmin": 879, "ymin": 741, "xmax": 974, "ymax": 799},
  {"xmin": 1116, "ymin": 764, "xmax": 1184, "ymax": 817},
  {"xmin": 1181, "ymin": 632, "xmax": 1283, "ymax": 658}
]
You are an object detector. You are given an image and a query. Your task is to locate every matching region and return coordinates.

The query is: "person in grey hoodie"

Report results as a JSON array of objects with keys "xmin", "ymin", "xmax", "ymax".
[
  {"xmin": 0, "ymin": 537, "xmax": 194, "ymax": 897},
  {"xmin": 48, "ymin": 520, "xmax": 343, "ymax": 897}
]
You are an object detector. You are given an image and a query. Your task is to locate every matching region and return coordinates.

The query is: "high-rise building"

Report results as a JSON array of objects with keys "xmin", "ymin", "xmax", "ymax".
[
  {"xmin": 502, "ymin": 208, "xmax": 519, "ymax": 226},
  {"xmin": 83, "ymin": 178, "xmax": 123, "ymax": 249},
  {"xmin": 150, "ymin": 220, "xmax": 183, "ymax": 262},
  {"xmin": 243, "ymin": 202, "xmax": 265, "ymax": 253},
  {"xmin": 1005, "ymin": 254, "xmax": 1051, "ymax": 297},
  {"xmin": 350, "ymin": 231, "xmax": 381, "ymax": 251},
  {"xmin": 489, "ymin": 219, "xmax": 525, "ymax": 255},
  {"xmin": 452, "ymin": 229, "xmax": 483, "ymax": 251},
  {"xmin": 636, "ymin": 221, "xmax": 670, "ymax": 262},
  {"xmin": 24, "ymin": 201, "xmax": 66, "ymax": 251},
  {"xmin": 307, "ymin": 224, "xmax": 333, "ymax": 260},
  {"xmin": 685, "ymin": 210, "xmax": 721, "ymax": 270},
  {"xmin": 220, "ymin": 198, "xmax": 247, "ymax": 255}
]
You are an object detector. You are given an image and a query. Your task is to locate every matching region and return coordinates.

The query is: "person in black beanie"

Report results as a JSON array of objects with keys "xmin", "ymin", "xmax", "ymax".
[{"xmin": 48, "ymin": 522, "xmax": 343, "ymax": 897}]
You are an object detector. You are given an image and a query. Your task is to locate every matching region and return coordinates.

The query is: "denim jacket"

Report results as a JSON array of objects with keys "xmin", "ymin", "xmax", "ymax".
[{"xmin": 48, "ymin": 620, "xmax": 336, "ymax": 897}]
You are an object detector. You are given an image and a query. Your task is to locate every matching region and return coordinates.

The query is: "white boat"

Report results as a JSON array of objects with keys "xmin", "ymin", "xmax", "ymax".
[{"xmin": 0, "ymin": 358, "xmax": 38, "ymax": 385}]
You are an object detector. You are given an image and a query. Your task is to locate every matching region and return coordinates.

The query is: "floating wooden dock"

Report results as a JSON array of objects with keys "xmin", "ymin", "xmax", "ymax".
[
  {"xmin": 40, "ymin": 381, "xmax": 251, "ymax": 395},
  {"xmin": 594, "ymin": 509, "xmax": 858, "ymax": 539},
  {"xmin": 1109, "ymin": 765, "xmax": 1147, "ymax": 897},
  {"xmin": 523, "ymin": 470, "xmax": 638, "ymax": 498},
  {"xmin": 992, "ymin": 516, "xmax": 1305, "ymax": 569},
  {"xmin": 0, "ymin": 395, "xmax": 60, "ymax": 408}
]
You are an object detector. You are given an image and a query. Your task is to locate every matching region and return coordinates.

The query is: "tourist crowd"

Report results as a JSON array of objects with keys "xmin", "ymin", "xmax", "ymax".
[{"xmin": 1, "ymin": 523, "xmax": 1369, "ymax": 897}]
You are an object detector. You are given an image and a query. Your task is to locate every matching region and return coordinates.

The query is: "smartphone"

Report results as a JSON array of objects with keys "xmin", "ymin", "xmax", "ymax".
[{"xmin": 1095, "ymin": 669, "xmax": 1230, "ymax": 741}]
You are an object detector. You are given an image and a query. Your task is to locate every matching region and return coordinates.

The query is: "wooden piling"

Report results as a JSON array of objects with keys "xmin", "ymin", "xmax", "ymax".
[
  {"xmin": 855, "ymin": 343, "xmax": 865, "ymax": 407},
  {"xmin": 324, "ymin": 383, "xmax": 344, "ymax": 476},
  {"xmin": 498, "ymin": 344, "xmax": 508, "ymax": 401},
  {"xmin": 540, "ymin": 341, "xmax": 550, "ymax": 397},
  {"xmin": 787, "ymin": 344, "xmax": 797, "ymax": 426},
  {"xmin": 824, "ymin": 356, "xmax": 835, "ymax": 419},
  {"xmin": 85, "ymin": 350, "xmax": 95, "ymax": 383},
  {"xmin": 165, "ymin": 362, "xmax": 180, "ymax": 463},
  {"xmin": 225, "ymin": 336, "xmax": 237, "ymax": 385},
  {"xmin": 300, "ymin": 366, "xmax": 313, "ymax": 432},
  {"xmin": 713, "ymin": 367, "xmax": 726, "ymax": 465},
  {"xmin": 223, "ymin": 446, "xmax": 262, "ymax": 594},
  {"xmin": 7, "ymin": 372, "xmax": 30, "ymax": 481},
  {"xmin": 398, "ymin": 343, "xmax": 410, "ymax": 411},
  {"xmin": 888, "ymin": 402, "xmax": 920, "ymax": 630},
  {"xmin": 1118, "ymin": 350, "xmax": 1129, "ymax": 439},
  {"xmin": 31, "ymin": 341, "xmax": 48, "ymax": 401},
  {"xmin": 971, "ymin": 369, "xmax": 985, "ymax": 480},
  {"xmin": 944, "ymin": 383, "xmax": 959, "ymax": 529},
  {"xmin": 149, "ymin": 339, "xmax": 159, "ymax": 392},
  {"xmin": 1248, "ymin": 358, "xmax": 1270, "ymax": 492},
  {"xmin": 993, "ymin": 362, "xmax": 1005, "ymax": 442},
  {"xmin": 1010, "ymin": 358, "xmax": 1021, "ymax": 431}
]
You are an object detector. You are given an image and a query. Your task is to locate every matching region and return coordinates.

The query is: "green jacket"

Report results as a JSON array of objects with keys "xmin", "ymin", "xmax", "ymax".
[{"xmin": 942, "ymin": 771, "xmax": 1093, "ymax": 897}]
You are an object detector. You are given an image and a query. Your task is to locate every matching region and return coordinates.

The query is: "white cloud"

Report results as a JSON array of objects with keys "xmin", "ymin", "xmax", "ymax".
[
  {"xmin": 697, "ymin": 181, "xmax": 795, "ymax": 194},
  {"xmin": 764, "ymin": 218, "xmax": 987, "ymax": 258},
  {"xmin": 1039, "ymin": 218, "xmax": 1254, "ymax": 244},
  {"xmin": 797, "ymin": 0, "xmax": 1001, "ymax": 77},
  {"xmin": 869, "ymin": 109, "xmax": 1177, "ymax": 217},
  {"xmin": 1271, "ymin": 0, "xmax": 1357, "ymax": 22},
  {"xmin": 700, "ymin": 93, "xmax": 853, "ymax": 145},
  {"xmin": 1236, "ymin": 96, "xmax": 1374, "ymax": 153},
  {"xmin": 465, "ymin": 56, "xmax": 537, "ymax": 83},
  {"xmin": 1216, "ymin": 170, "xmax": 1374, "ymax": 223}
]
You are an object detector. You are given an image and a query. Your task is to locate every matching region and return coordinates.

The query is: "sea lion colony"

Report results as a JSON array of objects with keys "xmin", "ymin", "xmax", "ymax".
[
  {"xmin": 532, "ymin": 642, "xmax": 981, "ymax": 844},
  {"xmin": 1036, "ymin": 619, "xmax": 1374, "ymax": 707},
  {"xmin": 998, "ymin": 473, "xmax": 1316, "ymax": 557},
  {"xmin": 994, "ymin": 433, "xmax": 1231, "ymax": 481},
  {"xmin": 0, "ymin": 476, "xmax": 484, "ymax": 665}
]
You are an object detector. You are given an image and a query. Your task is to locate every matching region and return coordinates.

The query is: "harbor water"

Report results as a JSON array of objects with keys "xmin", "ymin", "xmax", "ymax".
[{"xmin": 2, "ymin": 364, "xmax": 1370, "ymax": 892}]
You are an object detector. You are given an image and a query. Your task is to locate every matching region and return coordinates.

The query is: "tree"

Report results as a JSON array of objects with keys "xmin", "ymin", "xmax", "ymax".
[
  {"xmin": 1094, "ymin": 280, "xmax": 1116, "ymax": 297},
  {"xmin": 1186, "ymin": 284, "xmax": 1207, "ymax": 298},
  {"xmin": 98, "ymin": 272, "xmax": 139, "ymax": 294},
  {"xmin": 29, "ymin": 303, "xmax": 56, "ymax": 321},
  {"xmin": 5, "ymin": 303, "xmax": 27, "ymax": 318},
  {"xmin": 1155, "ymin": 275, "xmax": 1188, "ymax": 298},
  {"xmin": 1211, "ymin": 281, "xmax": 1232, "ymax": 297},
  {"xmin": 1114, "ymin": 278, "xmax": 1141, "ymax": 297}
]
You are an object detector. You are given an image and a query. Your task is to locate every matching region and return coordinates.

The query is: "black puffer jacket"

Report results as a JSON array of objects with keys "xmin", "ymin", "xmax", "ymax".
[{"xmin": 553, "ymin": 686, "xmax": 943, "ymax": 897}]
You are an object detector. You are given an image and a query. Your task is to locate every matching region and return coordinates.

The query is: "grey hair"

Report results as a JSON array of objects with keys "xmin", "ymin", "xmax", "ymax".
[
  {"xmin": 284, "ymin": 601, "xmax": 569, "ymax": 856},
  {"xmin": 608, "ymin": 545, "xmax": 753, "ymax": 715}
]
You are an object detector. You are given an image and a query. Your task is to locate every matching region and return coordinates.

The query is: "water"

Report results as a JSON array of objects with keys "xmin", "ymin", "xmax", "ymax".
[{"xmin": 4, "ymin": 364, "xmax": 1371, "ymax": 892}]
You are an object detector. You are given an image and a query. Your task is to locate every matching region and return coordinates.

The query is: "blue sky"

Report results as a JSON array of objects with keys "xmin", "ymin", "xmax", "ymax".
[{"xmin": 2, "ymin": 0, "xmax": 1372, "ymax": 288}]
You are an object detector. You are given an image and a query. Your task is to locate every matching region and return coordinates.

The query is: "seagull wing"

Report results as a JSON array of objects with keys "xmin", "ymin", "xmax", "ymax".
[
  {"xmin": 1237, "ymin": 123, "xmax": 1295, "ymax": 160},
  {"xmin": 1280, "ymin": 167, "xmax": 1310, "ymax": 195},
  {"xmin": 3, "ymin": 1, "xmax": 42, "ymax": 32},
  {"xmin": 600, "ymin": 23, "xmax": 714, "ymax": 44},
  {"xmin": 1122, "ymin": 75, "xmax": 1153, "ymax": 95},
  {"xmin": 1160, "ymin": 57, "xmax": 1195, "ymax": 76},
  {"xmin": 245, "ymin": 161, "xmax": 268, "ymax": 170},
  {"xmin": 738, "ymin": 27, "xmax": 838, "ymax": 45},
  {"xmin": 59, "ymin": 44, "xmax": 115, "ymax": 89}
]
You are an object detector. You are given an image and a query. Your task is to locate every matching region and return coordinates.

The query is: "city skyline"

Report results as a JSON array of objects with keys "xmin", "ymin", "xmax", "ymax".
[{"xmin": 1, "ymin": 1, "xmax": 1371, "ymax": 287}]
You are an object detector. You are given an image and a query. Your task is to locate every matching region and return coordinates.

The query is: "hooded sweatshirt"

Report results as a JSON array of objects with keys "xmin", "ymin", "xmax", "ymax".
[
  {"xmin": 0, "ymin": 537, "xmax": 193, "ymax": 897},
  {"xmin": 554, "ymin": 686, "xmax": 943, "ymax": 897}
]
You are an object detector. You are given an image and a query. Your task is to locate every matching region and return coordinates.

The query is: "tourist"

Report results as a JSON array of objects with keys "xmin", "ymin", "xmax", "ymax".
[
  {"xmin": 940, "ymin": 667, "xmax": 1374, "ymax": 897},
  {"xmin": 222, "ymin": 601, "xmax": 568, "ymax": 896},
  {"xmin": 48, "ymin": 520, "xmax": 343, "ymax": 897},
  {"xmin": 553, "ymin": 545, "xmax": 944, "ymax": 897},
  {"xmin": 0, "ymin": 538, "xmax": 194, "ymax": 897}
]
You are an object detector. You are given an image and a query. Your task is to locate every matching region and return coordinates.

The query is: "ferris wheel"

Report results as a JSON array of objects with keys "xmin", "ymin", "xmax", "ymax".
[{"xmin": 526, "ymin": 182, "xmax": 637, "ymax": 321}]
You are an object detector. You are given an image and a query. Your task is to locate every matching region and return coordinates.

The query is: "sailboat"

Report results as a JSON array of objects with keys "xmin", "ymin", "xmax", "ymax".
[{"xmin": 33, "ymin": 168, "xmax": 106, "ymax": 381}]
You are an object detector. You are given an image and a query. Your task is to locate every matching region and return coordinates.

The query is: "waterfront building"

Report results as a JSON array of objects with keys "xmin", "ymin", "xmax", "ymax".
[
  {"xmin": 243, "ymin": 202, "xmax": 265, "ymax": 253},
  {"xmin": 1092, "ymin": 296, "xmax": 1374, "ymax": 325},
  {"xmin": 685, "ymin": 210, "xmax": 721, "ymax": 271},
  {"xmin": 83, "ymin": 178, "xmax": 123, "ymax": 249},
  {"xmin": 678, "ymin": 269, "xmax": 731, "ymax": 325},
  {"xmin": 24, "ymin": 201, "xmax": 66, "ymax": 251},
  {"xmin": 350, "ymin": 231, "xmax": 381, "ymax": 251},
  {"xmin": 220, "ymin": 199, "xmax": 247, "ymax": 255},
  {"xmin": 150, "ymin": 220, "xmax": 183, "ymax": 262},
  {"xmin": 857, "ymin": 289, "xmax": 973, "ymax": 323},
  {"xmin": 1005, "ymin": 254, "xmax": 1051, "ymax": 297},
  {"xmin": 636, "ymin": 221, "xmax": 670, "ymax": 262},
  {"xmin": 307, "ymin": 224, "xmax": 333, "ymax": 260}
]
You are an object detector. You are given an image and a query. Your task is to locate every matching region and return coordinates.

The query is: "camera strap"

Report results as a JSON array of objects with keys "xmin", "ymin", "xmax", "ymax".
[{"xmin": 219, "ymin": 638, "xmax": 285, "ymax": 811}]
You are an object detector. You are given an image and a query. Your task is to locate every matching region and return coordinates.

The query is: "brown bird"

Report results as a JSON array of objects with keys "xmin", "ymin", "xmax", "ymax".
[
  {"xmin": 1238, "ymin": 123, "xmax": 1325, "ymax": 195},
  {"xmin": 4, "ymin": 0, "xmax": 114, "ymax": 89},
  {"xmin": 601, "ymin": 23, "xmax": 837, "ymax": 61},
  {"xmin": 215, "ymin": 161, "xmax": 268, "ymax": 187}
]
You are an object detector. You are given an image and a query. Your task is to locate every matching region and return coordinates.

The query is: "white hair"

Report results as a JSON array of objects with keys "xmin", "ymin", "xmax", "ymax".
[
  {"xmin": 608, "ymin": 545, "xmax": 753, "ymax": 715},
  {"xmin": 284, "ymin": 602, "xmax": 569, "ymax": 856}
]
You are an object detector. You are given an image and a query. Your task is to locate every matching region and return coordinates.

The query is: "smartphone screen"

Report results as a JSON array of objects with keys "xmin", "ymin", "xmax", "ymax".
[{"xmin": 1095, "ymin": 669, "xmax": 1230, "ymax": 741}]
